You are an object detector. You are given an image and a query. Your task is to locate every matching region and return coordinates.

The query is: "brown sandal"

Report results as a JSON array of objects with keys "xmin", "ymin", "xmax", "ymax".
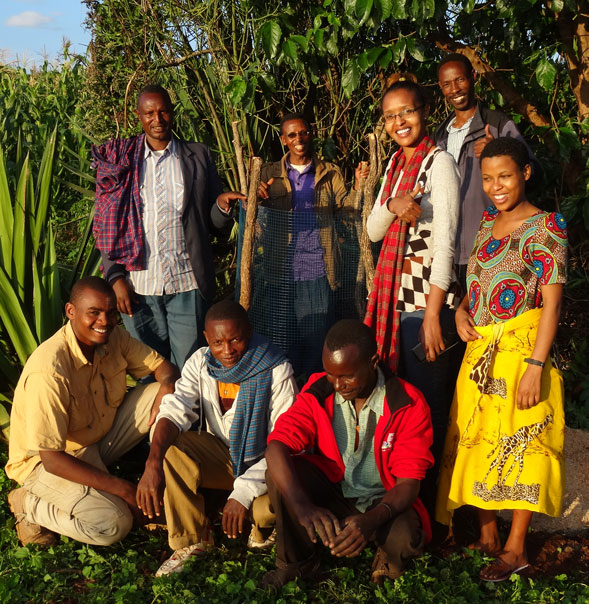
[{"xmin": 370, "ymin": 547, "xmax": 402, "ymax": 584}]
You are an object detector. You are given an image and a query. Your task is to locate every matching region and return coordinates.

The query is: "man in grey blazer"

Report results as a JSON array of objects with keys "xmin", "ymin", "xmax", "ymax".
[{"xmin": 93, "ymin": 85, "xmax": 245, "ymax": 368}]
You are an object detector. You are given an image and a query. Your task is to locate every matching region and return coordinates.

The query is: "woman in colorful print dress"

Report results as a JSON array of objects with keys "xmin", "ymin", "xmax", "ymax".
[
  {"xmin": 435, "ymin": 137, "xmax": 567, "ymax": 582},
  {"xmin": 364, "ymin": 75, "xmax": 460, "ymax": 512}
]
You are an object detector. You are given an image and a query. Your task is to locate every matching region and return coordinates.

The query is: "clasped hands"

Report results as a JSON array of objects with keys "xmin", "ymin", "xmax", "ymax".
[{"xmin": 294, "ymin": 501, "xmax": 378, "ymax": 558}]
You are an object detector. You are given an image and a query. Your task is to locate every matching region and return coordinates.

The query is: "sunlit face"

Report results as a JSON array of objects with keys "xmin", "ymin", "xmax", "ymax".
[
  {"xmin": 204, "ymin": 318, "xmax": 252, "ymax": 368},
  {"xmin": 322, "ymin": 343, "xmax": 378, "ymax": 402},
  {"xmin": 136, "ymin": 92, "xmax": 173, "ymax": 150},
  {"xmin": 438, "ymin": 61, "xmax": 476, "ymax": 112},
  {"xmin": 280, "ymin": 119, "xmax": 312, "ymax": 164},
  {"xmin": 65, "ymin": 289, "xmax": 118, "ymax": 355},
  {"xmin": 481, "ymin": 154, "xmax": 531, "ymax": 212},
  {"xmin": 382, "ymin": 88, "xmax": 428, "ymax": 151}
]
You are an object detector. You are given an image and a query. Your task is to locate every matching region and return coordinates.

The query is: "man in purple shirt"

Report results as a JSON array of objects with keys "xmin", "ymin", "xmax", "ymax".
[{"xmin": 254, "ymin": 114, "xmax": 367, "ymax": 377}]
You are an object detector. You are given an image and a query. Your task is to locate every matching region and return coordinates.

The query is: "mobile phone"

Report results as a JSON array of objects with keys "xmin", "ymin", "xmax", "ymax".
[{"xmin": 412, "ymin": 339, "xmax": 460, "ymax": 362}]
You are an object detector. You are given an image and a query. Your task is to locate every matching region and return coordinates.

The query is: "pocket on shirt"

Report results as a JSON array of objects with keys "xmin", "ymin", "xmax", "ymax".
[{"xmin": 100, "ymin": 366, "xmax": 127, "ymax": 409}]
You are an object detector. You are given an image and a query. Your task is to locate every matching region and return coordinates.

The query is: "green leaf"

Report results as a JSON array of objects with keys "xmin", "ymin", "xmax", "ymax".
[
  {"xmin": 423, "ymin": 0, "xmax": 435, "ymax": 18},
  {"xmin": 33, "ymin": 126, "xmax": 57, "ymax": 256},
  {"xmin": 326, "ymin": 34, "xmax": 339, "ymax": 55},
  {"xmin": 0, "ymin": 265, "xmax": 37, "ymax": 365},
  {"xmin": 0, "ymin": 397, "xmax": 10, "ymax": 440},
  {"xmin": 366, "ymin": 46, "xmax": 385, "ymax": 66},
  {"xmin": 358, "ymin": 52, "xmax": 370, "ymax": 71},
  {"xmin": 356, "ymin": 0, "xmax": 374, "ymax": 23},
  {"xmin": 391, "ymin": 0, "xmax": 406, "ymax": 19},
  {"xmin": 259, "ymin": 20, "xmax": 282, "ymax": 58},
  {"xmin": 282, "ymin": 39, "xmax": 299, "ymax": 63},
  {"xmin": 290, "ymin": 35, "xmax": 309, "ymax": 52},
  {"xmin": 225, "ymin": 76, "xmax": 247, "ymax": 106},
  {"xmin": 406, "ymin": 37, "xmax": 427, "ymax": 62},
  {"xmin": 378, "ymin": 48, "xmax": 393, "ymax": 68},
  {"xmin": 463, "ymin": 0, "xmax": 475, "ymax": 13},
  {"xmin": 342, "ymin": 60, "xmax": 360, "ymax": 97},
  {"xmin": 551, "ymin": 0, "xmax": 564, "ymax": 11},
  {"xmin": 12, "ymin": 153, "xmax": 32, "ymax": 304},
  {"xmin": 376, "ymin": 0, "xmax": 393, "ymax": 19},
  {"xmin": 391, "ymin": 38, "xmax": 406, "ymax": 64},
  {"xmin": 0, "ymin": 147, "xmax": 14, "ymax": 277},
  {"xmin": 583, "ymin": 199, "xmax": 589, "ymax": 231},
  {"xmin": 313, "ymin": 28, "xmax": 325, "ymax": 50},
  {"xmin": 535, "ymin": 58, "xmax": 557, "ymax": 91}
]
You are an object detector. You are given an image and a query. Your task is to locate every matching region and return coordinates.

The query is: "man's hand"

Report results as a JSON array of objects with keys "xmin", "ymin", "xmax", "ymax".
[
  {"xmin": 112, "ymin": 278, "xmax": 137, "ymax": 316},
  {"xmin": 330, "ymin": 513, "xmax": 378, "ymax": 558},
  {"xmin": 291, "ymin": 501, "xmax": 341, "ymax": 547},
  {"xmin": 474, "ymin": 124, "xmax": 494, "ymax": 158},
  {"xmin": 257, "ymin": 177, "xmax": 275, "ymax": 200},
  {"xmin": 217, "ymin": 191, "xmax": 247, "ymax": 213},
  {"xmin": 353, "ymin": 162, "xmax": 370, "ymax": 191},
  {"xmin": 222, "ymin": 499, "xmax": 248, "ymax": 538},
  {"xmin": 455, "ymin": 308, "xmax": 481, "ymax": 342},
  {"xmin": 386, "ymin": 184, "xmax": 424, "ymax": 227},
  {"xmin": 516, "ymin": 365, "xmax": 542, "ymax": 410},
  {"xmin": 136, "ymin": 461, "xmax": 165, "ymax": 520},
  {"xmin": 117, "ymin": 478, "xmax": 144, "ymax": 525}
]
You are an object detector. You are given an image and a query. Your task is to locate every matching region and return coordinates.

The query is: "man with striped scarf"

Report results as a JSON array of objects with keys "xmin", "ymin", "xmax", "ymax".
[{"xmin": 136, "ymin": 300, "xmax": 297, "ymax": 576}]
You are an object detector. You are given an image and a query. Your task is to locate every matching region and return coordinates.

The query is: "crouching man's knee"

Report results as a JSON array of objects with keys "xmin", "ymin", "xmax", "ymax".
[{"xmin": 74, "ymin": 493, "xmax": 134, "ymax": 546}]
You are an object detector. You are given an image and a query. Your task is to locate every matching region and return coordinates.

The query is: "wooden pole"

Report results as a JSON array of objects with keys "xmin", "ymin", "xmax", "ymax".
[
  {"xmin": 232, "ymin": 120, "xmax": 248, "ymax": 194},
  {"xmin": 239, "ymin": 157, "xmax": 262, "ymax": 311},
  {"xmin": 360, "ymin": 133, "xmax": 381, "ymax": 292}
]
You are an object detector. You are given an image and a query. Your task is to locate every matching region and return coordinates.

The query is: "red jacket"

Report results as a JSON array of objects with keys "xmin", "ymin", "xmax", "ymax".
[{"xmin": 267, "ymin": 370, "xmax": 434, "ymax": 541}]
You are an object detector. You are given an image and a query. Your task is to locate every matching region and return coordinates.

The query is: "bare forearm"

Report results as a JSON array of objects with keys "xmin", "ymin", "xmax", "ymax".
[
  {"xmin": 146, "ymin": 418, "xmax": 180, "ymax": 468},
  {"xmin": 39, "ymin": 450, "xmax": 129, "ymax": 499},
  {"xmin": 153, "ymin": 359, "xmax": 180, "ymax": 386},
  {"xmin": 530, "ymin": 297, "xmax": 562, "ymax": 363},
  {"xmin": 265, "ymin": 440, "xmax": 312, "ymax": 508},
  {"xmin": 424, "ymin": 284, "xmax": 445, "ymax": 319},
  {"xmin": 365, "ymin": 479, "xmax": 420, "ymax": 528}
]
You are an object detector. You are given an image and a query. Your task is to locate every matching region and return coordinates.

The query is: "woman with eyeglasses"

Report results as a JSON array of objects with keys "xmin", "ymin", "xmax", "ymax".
[{"xmin": 364, "ymin": 74, "xmax": 461, "ymax": 514}]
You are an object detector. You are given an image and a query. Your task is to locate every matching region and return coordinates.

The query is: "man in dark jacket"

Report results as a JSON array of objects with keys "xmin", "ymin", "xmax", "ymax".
[
  {"xmin": 262, "ymin": 320, "xmax": 433, "ymax": 589},
  {"xmin": 434, "ymin": 55, "xmax": 541, "ymax": 291},
  {"xmin": 93, "ymin": 85, "xmax": 245, "ymax": 368}
]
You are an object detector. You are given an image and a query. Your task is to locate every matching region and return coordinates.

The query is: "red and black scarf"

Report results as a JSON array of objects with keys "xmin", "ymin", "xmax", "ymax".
[{"xmin": 364, "ymin": 136, "xmax": 435, "ymax": 371}]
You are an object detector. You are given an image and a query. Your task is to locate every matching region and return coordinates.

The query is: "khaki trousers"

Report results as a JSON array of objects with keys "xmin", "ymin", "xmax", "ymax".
[
  {"xmin": 22, "ymin": 383, "xmax": 159, "ymax": 546},
  {"xmin": 163, "ymin": 431, "xmax": 275, "ymax": 550}
]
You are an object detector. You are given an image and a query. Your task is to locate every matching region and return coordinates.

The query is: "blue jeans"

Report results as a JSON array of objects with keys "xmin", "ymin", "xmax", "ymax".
[
  {"xmin": 398, "ymin": 306, "xmax": 463, "ymax": 513},
  {"xmin": 121, "ymin": 289, "xmax": 209, "ymax": 369}
]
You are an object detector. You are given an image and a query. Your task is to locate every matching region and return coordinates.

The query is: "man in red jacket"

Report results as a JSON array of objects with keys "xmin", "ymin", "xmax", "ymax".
[{"xmin": 263, "ymin": 320, "xmax": 434, "ymax": 589}]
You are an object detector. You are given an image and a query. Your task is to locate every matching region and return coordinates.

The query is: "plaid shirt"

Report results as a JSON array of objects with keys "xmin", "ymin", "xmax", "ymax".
[{"xmin": 92, "ymin": 134, "xmax": 146, "ymax": 271}]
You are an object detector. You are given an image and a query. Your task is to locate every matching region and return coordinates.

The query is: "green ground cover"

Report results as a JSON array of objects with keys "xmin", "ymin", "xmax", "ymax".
[{"xmin": 0, "ymin": 447, "xmax": 587, "ymax": 604}]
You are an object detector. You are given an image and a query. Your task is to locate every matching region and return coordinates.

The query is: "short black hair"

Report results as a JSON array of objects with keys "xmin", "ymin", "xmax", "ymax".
[
  {"xmin": 381, "ymin": 77, "xmax": 428, "ymax": 110},
  {"xmin": 324, "ymin": 320, "xmax": 377, "ymax": 361},
  {"xmin": 69, "ymin": 276, "xmax": 114, "ymax": 305},
  {"xmin": 205, "ymin": 300, "xmax": 251, "ymax": 329},
  {"xmin": 480, "ymin": 137, "xmax": 530, "ymax": 170},
  {"xmin": 137, "ymin": 84, "xmax": 173, "ymax": 110},
  {"xmin": 437, "ymin": 53, "xmax": 474, "ymax": 78},
  {"xmin": 280, "ymin": 113, "xmax": 311, "ymax": 134}
]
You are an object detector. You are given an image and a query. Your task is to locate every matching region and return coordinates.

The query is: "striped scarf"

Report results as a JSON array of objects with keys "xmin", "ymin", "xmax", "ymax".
[
  {"xmin": 205, "ymin": 334, "xmax": 287, "ymax": 476},
  {"xmin": 364, "ymin": 136, "xmax": 435, "ymax": 371}
]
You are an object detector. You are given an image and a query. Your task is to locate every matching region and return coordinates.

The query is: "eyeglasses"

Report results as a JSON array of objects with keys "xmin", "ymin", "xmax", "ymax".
[
  {"xmin": 383, "ymin": 106, "xmax": 424, "ymax": 123},
  {"xmin": 285, "ymin": 130, "xmax": 311, "ymax": 139}
]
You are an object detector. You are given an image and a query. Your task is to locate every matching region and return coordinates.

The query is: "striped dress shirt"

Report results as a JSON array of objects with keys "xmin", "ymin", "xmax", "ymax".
[{"xmin": 129, "ymin": 137, "xmax": 198, "ymax": 295}]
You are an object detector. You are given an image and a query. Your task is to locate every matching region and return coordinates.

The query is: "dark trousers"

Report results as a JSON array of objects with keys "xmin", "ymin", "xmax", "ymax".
[{"xmin": 266, "ymin": 457, "xmax": 425, "ymax": 575}]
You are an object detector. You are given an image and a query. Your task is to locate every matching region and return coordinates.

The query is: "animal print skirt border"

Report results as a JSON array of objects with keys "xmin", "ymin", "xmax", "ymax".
[{"xmin": 435, "ymin": 308, "xmax": 565, "ymax": 525}]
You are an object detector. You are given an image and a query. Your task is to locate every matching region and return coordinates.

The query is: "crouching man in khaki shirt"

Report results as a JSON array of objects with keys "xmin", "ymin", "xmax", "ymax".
[{"xmin": 6, "ymin": 276, "xmax": 179, "ymax": 547}]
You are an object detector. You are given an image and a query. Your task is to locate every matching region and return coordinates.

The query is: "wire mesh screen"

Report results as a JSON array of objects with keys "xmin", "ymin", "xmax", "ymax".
[{"xmin": 237, "ymin": 204, "xmax": 380, "ymax": 377}]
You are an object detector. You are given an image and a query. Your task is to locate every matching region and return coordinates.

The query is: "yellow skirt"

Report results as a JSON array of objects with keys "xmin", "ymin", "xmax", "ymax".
[{"xmin": 435, "ymin": 308, "xmax": 565, "ymax": 525}]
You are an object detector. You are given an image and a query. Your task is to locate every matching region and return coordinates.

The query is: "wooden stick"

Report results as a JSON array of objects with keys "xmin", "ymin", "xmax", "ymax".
[
  {"xmin": 232, "ymin": 120, "xmax": 248, "ymax": 195},
  {"xmin": 239, "ymin": 157, "xmax": 262, "ymax": 311},
  {"xmin": 360, "ymin": 133, "xmax": 382, "ymax": 292}
]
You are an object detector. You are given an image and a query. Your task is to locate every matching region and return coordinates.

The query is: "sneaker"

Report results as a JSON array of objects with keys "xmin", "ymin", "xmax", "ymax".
[
  {"xmin": 155, "ymin": 530, "xmax": 214, "ymax": 577},
  {"xmin": 8, "ymin": 488, "xmax": 58, "ymax": 547},
  {"xmin": 247, "ymin": 527, "xmax": 276, "ymax": 551}
]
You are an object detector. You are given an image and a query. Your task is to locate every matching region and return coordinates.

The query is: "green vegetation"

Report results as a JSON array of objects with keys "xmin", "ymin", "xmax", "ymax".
[{"xmin": 0, "ymin": 447, "xmax": 586, "ymax": 603}]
